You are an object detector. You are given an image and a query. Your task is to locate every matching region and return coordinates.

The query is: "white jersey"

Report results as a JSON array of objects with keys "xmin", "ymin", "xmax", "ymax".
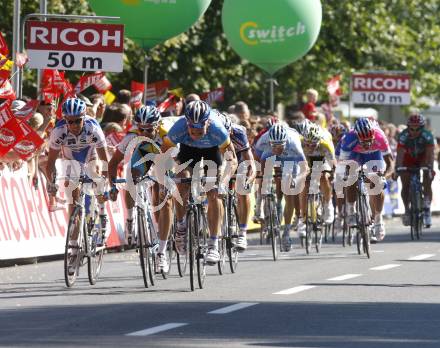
[
  {"xmin": 255, "ymin": 127, "xmax": 306, "ymax": 162},
  {"xmin": 49, "ymin": 116, "xmax": 106, "ymax": 163}
]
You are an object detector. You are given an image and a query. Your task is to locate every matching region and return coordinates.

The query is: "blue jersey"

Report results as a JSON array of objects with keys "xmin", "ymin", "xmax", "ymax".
[{"xmin": 167, "ymin": 113, "xmax": 230, "ymax": 149}]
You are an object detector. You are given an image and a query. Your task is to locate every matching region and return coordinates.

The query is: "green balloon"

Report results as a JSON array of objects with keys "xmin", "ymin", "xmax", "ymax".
[
  {"xmin": 222, "ymin": 0, "xmax": 322, "ymax": 75},
  {"xmin": 89, "ymin": 0, "xmax": 212, "ymax": 49}
]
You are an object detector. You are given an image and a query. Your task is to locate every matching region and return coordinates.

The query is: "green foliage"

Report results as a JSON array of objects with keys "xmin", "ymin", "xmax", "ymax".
[{"xmin": 1, "ymin": 0, "xmax": 439, "ymax": 111}]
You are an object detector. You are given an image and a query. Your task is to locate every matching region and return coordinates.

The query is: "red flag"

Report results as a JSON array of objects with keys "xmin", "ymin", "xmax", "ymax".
[
  {"xmin": 94, "ymin": 75, "xmax": 112, "ymax": 94},
  {"xmin": 40, "ymin": 87, "xmax": 60, "ymax": 104},
  {"xmin": 145, "ymin": 80, "xmax": 169, "ymax": 102},
  {"xmin": 0, "ymin": 74, "xmax": 16, "ymax": 100},
  {"xmin": 41, "ymin": 69, "xmax": 71, "ymax": 95},
  {"xmin": 13, "ymin": 100, "xmax": 39, "ymax": 122},
  {"xmin": 13, "ymin": 122, "xmax": 45, "ymax": 160},
  {"xmin": 0, "ymin": 32, "xmax": 8, "ymax": 56},
  {"xmin": 130, "ymin": 81, "xmax": 145, "ymax": 108},
  {"xmin": 15, "ymin": 52, "xmax": 29, "ymax": 68},
  {"xmin": 0, "ymin": 100, "xmax": 13, "ymax": 127},
  {"xmin": 200, "ymin": 87, "xmax": 225, "ymax": 105},
  {"xmin": 158, "ymin": 95, "xmax": 177, "ymax": 113},
  {"xmin": 0, "ymin": 117, "xmax": 26, "ymax": 156},
  {"xmin": 327, "ymin": 75, "xmax": 342, "ymax": 97},
  {"xmin": 74, "ymin": 72, "xmax": 105, "ymax": 94}
]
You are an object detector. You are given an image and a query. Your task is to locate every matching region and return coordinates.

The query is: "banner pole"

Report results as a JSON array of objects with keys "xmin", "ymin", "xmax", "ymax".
[
  {"xmin": 143, "ymin": 52, "xmax": 151, "ymax": 104},
  {"xmin": 12, "ymin": 0, "xmax": 21, "ymax": 97}
]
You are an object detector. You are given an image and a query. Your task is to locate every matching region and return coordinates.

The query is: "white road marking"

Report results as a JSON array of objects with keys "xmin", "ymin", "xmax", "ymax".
[
  {"xmin": 407, "ymin": 254, "xmax": 435, "ymax": 261},
  {"xmin": 327, "ymin": 274, "xmax": 362, "ymax": 281},
  {"xmin": 373, "ymin": 250, "xmax": 385, "ymax": 253},
  {"xmin": 126, "ymin": 323, "xmax": 188, "ymax": 336},
  {"xmin": 370, "ymin": 264, "xmax": 401, "ymax": 271},
  {"xmin": 273, "ymin": 285, "xmax": 316, "ymax": 295},
  {"xmin": 208, "ymin": 302, "xmax": 258, "ymax": 314}
]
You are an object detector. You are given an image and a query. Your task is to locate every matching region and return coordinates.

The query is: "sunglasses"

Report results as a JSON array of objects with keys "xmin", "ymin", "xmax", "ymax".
[
  {"xmin": 187, "ymin": 121, "xmax": 207, "ymax": 129},
  {"xmin": 360, "ymin": 139, "xmax": 374, "ymax": 147},
  {"xmin": 409, "ymin": 127, "xmax": 422, "ymax": 132},
  {"xmin": 65, "ymin": 118, "xmax": 83, "ymax": 125},
  {"xmin": 139, "ymin": 127, "xmax": 156, "ymax": 133},
  {"xmin": 303, "ymin": 141, "xmax": 318, "ymax": 148}
]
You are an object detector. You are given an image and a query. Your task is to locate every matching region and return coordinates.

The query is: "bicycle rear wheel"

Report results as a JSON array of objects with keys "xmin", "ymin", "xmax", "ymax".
[
  {"xmin": 228, "ymin": 200, "xmax": 240, "ymax": 273},
  {"xmin": 64, "ymin": 207, "xmax": 84, "ymax": 288},
  {"xmin": 87, "ymin": 212, "xmax": 105, "ymax": 285},
  {"xmin": 305, "ymin": 195, "xmax": 315, "ymax": 255},
  {"xmin": 138, "ymin": 209, "xmax": 151, "ymax": 288}
]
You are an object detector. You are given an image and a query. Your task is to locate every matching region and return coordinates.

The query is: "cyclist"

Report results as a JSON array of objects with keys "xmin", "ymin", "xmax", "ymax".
[
  {"xmin": 394, "ymin": 113, "xmax": 435, "ymax": 227},
  {"xmin": 338, "ymin": 118, "xmax": 394, "ymax": 242},
  {"xmin": 46, "ymin": 98, "xmax": 109, "ymax": 272},
  {"xmin": 108, "ymin": 105, "xmax": 174, "ymax": 273},
  {"xmin": 219, "ymin": 112, "xmax": 256, "ymax": 251},
  {"xmin": 300, "ymin": 123, "xmax": 336, "ymax": 228},
  {"xmin": 254, "ymin": 124, "xmax": 308, "ymax": 252},
  {"xmin": 161, "ymin": 100, "xmax": 238, "ymax": 265},
  {"xmin": 329, "ymin": 122, "xmax": 348, "ymax": 234}
]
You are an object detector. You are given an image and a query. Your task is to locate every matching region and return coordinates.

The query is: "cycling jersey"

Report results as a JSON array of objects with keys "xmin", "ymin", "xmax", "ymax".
[
  {"xmin": 339, "ymin": 128, "xmax": 390, "ymax": 171},
  {"xmin": 49, "ymin": 116, "xmax": 106, "ymax": 163},
  {"xmin": 117, "ymin": 123, "xmax": 169, "ymax": 156},
  {"xmin": 255, "ymin": 127, "xmax": 306, "ymax": 163},
  {"xmin": 166, "ymin": 113, "xmax": 230, "ymax": 149},
  {"xmin": 230, "ymin": 124, "xmax": 250, "ymax": 154},
  {"xmin": 339, "ymin": 128, "xmax": 391, "ymax": 159},
  {"xmin": 301, "ymin": 136, "xmax": 335, "ymax": 163},
  {"xmin": 397, "ymin": 128, "xmax": 435, "ymax": 158}
]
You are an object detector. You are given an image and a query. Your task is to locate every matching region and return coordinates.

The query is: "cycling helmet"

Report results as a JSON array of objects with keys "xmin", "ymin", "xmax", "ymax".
[
  {"xmin": 62, "ymin": 98, "xmax": 86, "ymax": 117},
  {"xmin": 329, "ymin": 123, "xmax": 347, "ymax": 139},
  {"xmin": 219, "ymin": 111, "xmax": 232, "ymax": 132},
  {"xmin": 354, "ymin": 117, "xmax": 375, "ymax": 141},
  {"xmin": 291, "ymin": 119, "xmax": 311, "ymax": 136},
  {"xmin": 185, "ymin": 100, "xmax": 211, "ymax": 127},
  {"xmin": 407, "ymin": 113, "xmax": 425, "ymax": 128},
  {"xmin": 134, "ymin": 104, "xmax": 161, "ymax": 126},
  {"xmin": 269, "ymin": 124, "xmax": 288, "ymax": 145},
  {"xmin": 266, "ymin": 116, "xmax": 278, "ymax": 128},
  {"xmin": 303, "ymin": 123, "xmax": 322, "ymax": 144}
]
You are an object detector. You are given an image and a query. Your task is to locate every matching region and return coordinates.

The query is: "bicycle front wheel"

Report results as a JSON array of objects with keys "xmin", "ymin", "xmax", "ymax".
[
  {"xmin": 64, "ymin": 207, "xmax": 84, "ymax": 288},
  {"xmin": 265, "ymin": 197, "xmax": 278, "ymax": 261},
  {"xmin": 87, "ymin": 213, "xmax": 105, "ymax": 285},
  {"xmin": 358, "ymin": 194, "xmax": 371, "ymax": 258},
  {"xmin": 138, "ymin": 209, "xmax": 152, "ymax": 288},
  {"xmin": 197, "ymin": 207, "xmax": 208, "ymax": 289},
  {"xmin": 227, "ymin": 198, "xmax": 240, "ymax": 273},
  {"xmin": 187, "ymin": 209, "xmax": 197, "ymax": 291}
]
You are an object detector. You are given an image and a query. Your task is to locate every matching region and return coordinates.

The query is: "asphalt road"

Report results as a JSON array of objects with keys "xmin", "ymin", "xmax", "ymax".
[{"xmin": 1, "ymin": 218, "xmax": 440, "ymax": 348}]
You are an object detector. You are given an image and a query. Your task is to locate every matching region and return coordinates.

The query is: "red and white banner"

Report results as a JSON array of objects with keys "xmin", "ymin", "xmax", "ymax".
[
  {"xmin": 201, "ymin": 87, "xmax": 224, "ymax": 105},
  {"xmin": 74, "ymin": 71, "xmax": 104, "ymax": 93},
  {"xmin": 13, "ymin": 99, "xmax": 39, "ymax": 122},
  {"xmin": 130, "ymin": 80, "xmax": 144, "ymax": 108},
  {"xmin": 0, "ymin": 117, "xmax": 25, "ymax": 156},
  {"xmin": 0, "ymin": 73, "xmax": 16, "ymax": 100},
  {"xmin": 0, "ymin": 163, "xmax": 127, "ymax": 260},
  {"xmin": 351, "ymin": 73, "xmax": 411, "ymax": 105},
  {"xmin": 26, "ymin": 21, "xmax": 124, "ymax": 72},
  {"xmin": 145, "ymin": 80, "xmax": 169, "ymax": 102},
  {"xmin": 13, "ymin": 122, "xmax": 45, "ymax": 160},
  {"xmin": 94, "ymin": 74, "xmax": 112, "ymax": 94}
]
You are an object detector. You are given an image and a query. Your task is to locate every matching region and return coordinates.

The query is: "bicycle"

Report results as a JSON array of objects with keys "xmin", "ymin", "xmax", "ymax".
[
  {"xmin": 114, "ymin": 175, "xmax": 164, "ymax": 288},
  {"xmin": 258, "ymin": 174, "xmax": 282, "ymax": 261},
  {"xmin": 62, "ymin": 175, "xmax": 107, "ymax": 288},
  {"xmin": 396, "ymin": 166, "xmax": 429, "ymax": 240},
  {"xmin": 350, "ymin": 167, "xmax": 374, "ymax": 258},
  {"xmin": 219, "ymin": 176, "xmax": 240, "ymax": 274},
  {"xmin": 175, "ymin": 175, "xmax": 212, "ymax": 291},
  {"xmin": 304, "ymin": 175, "xmax": 323, "ymax": 254}
]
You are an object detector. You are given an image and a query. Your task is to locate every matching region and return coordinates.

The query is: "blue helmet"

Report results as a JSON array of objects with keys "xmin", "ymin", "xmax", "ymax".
[
  {"xmin": 354, "ymin": 117, "xmax": 374, "ymax": 141},
  {"xmin": 135, "ymin": 105, "xmax": 161, "ymax": 126},
  {"xmin": 62, "ymin": 98, "xmax": 86, "ymax": 117},
  {"xmin": 185, "ymin": 100, "xmax": 210, "ymax": 127}
]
